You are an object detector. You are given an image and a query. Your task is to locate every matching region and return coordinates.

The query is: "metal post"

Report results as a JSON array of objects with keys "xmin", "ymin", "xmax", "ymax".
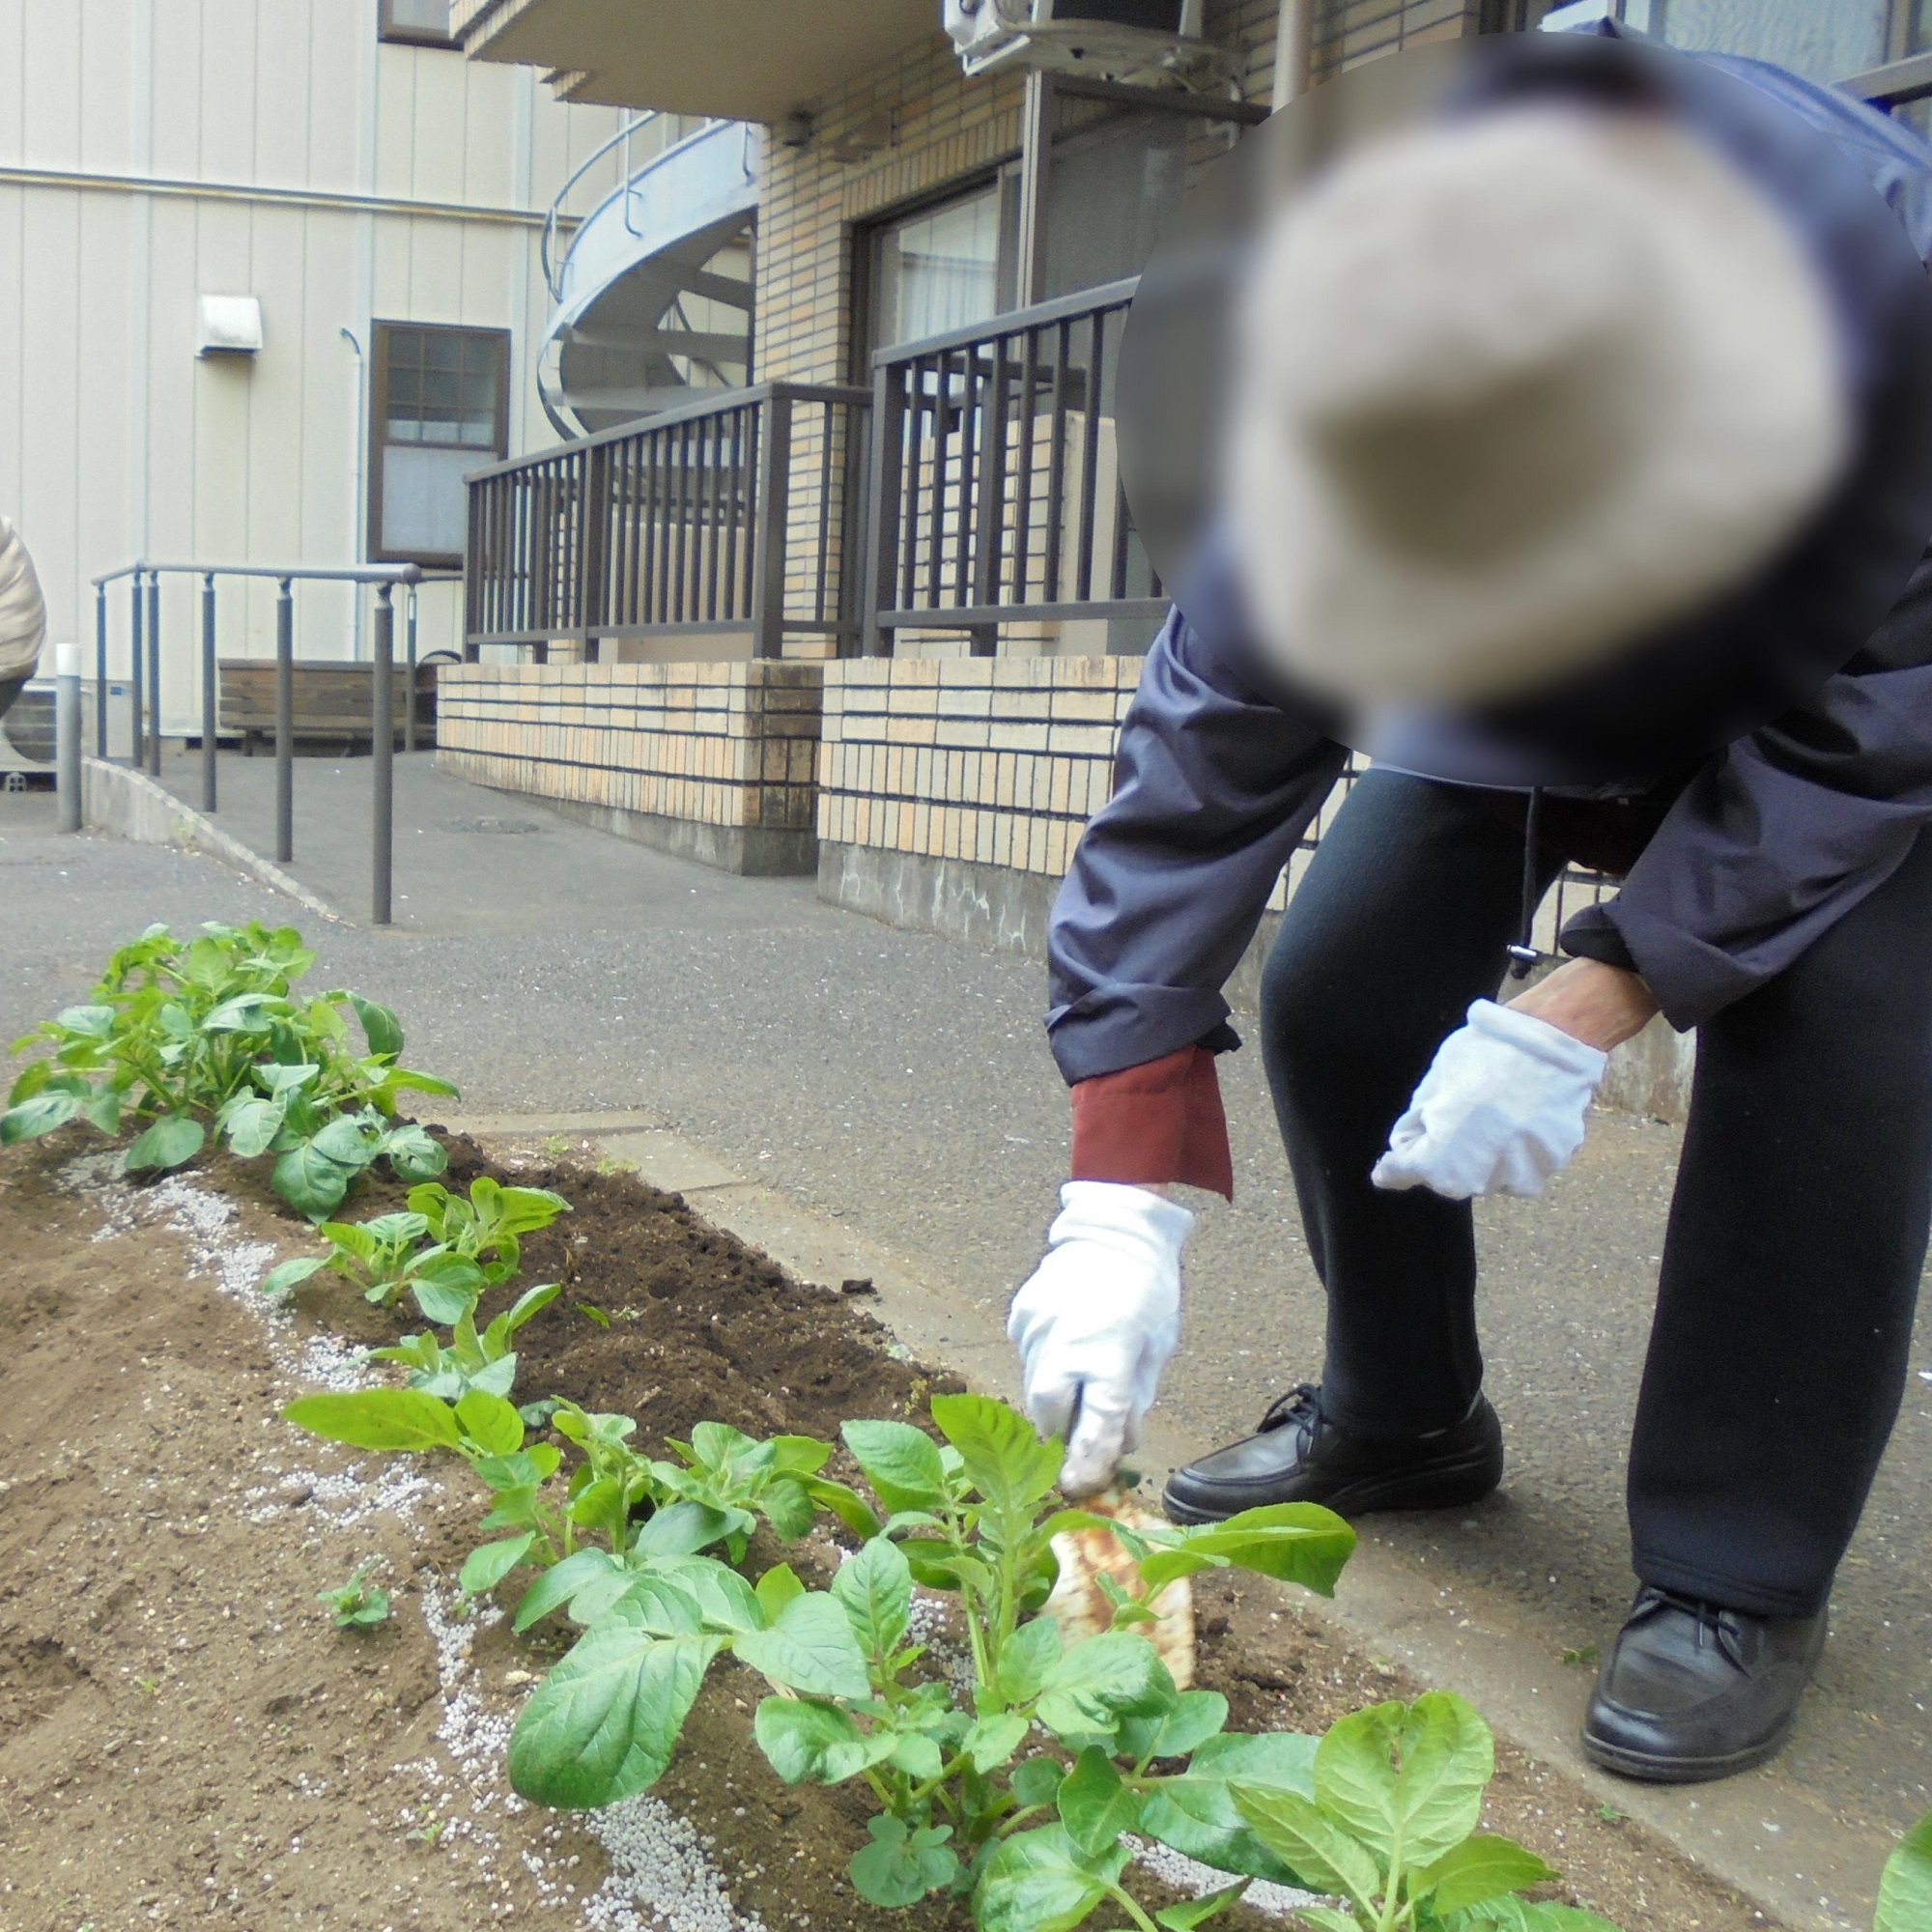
[
  {"xmin": 404, "ymin": 583, "xmax": 418, "ymax": 753},
  {"xmin": 145, "ymin": 570, "xmax": 161, "ymax": 777},
  {"xmin": 94, "ymin": 584, "xmax": 108, "ymax": 757},
  {"xmin": 860, "ymin": 364, "xmax": 904, "ymax": 658},
  {"xmin": 275, "ymin": 578, "xmax": 294, "ymax": 863},
  {"xmin": 200, "ymin": 573, "xmax": 217, "ymax": 811},
  {"xmin": 55, "ymin": 641, "xmax": 81, "ymax": 833},
  {"xmin": 750, "ymin": 390, "xmax": 794, "ymax": 660},
  {"xmin": 128, "ymin": 575, "xmax": 144, "ymax": 768},
  {"xmin": 372, "ymin": 585, "xmax": 394, "ymax": 926},
  {"xmin": 1016, "ymin": 71, "xmax": 1055, "ymax": 307}
]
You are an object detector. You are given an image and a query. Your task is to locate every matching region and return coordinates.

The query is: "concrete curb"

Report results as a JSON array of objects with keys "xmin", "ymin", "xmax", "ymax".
[
  {"xmin": 445, "ymin": 1104, "xmax": 1884, "ymax": 1932},
  {"xmin": 81, "ymin": 758, "xmax": 344, "ymax": 925}
]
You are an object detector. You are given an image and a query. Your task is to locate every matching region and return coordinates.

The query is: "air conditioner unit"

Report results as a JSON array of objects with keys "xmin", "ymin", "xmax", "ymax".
[{"xmin": 943, "ymin": 0, "xmax": 1209, "ymax": 80}]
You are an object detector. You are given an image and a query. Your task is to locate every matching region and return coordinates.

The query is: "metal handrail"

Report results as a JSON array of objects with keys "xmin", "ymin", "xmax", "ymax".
[
  {"xmin": 90, "ymin": 559, "xmax": 456, "ymax": 925},
  {"xmin": 862, "ymin": 278, "xmax": 1151, "ymax": 654},
  {"xmin": 540, "ymin": 112, "xmax": 660, "ymax": 303}
]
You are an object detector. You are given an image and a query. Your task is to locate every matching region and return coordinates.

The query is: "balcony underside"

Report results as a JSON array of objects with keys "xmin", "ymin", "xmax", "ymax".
[{"xmin": 454, "ymin": 0, "xmax": 937, "ymax": 120}]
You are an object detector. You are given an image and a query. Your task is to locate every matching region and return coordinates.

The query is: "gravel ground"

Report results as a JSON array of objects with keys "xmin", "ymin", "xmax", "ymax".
[{"xmin": 7, "ymin": 771, "xmax": 1932, "ymax": 1920}]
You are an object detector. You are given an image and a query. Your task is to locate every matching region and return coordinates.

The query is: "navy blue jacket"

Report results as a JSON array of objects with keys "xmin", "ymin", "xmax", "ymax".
[{"xmin": 1047, "ymin": 38, "xmax": 1932, "ymax": 1082}]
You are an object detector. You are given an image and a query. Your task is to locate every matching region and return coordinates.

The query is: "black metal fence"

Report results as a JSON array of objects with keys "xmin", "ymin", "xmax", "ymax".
[
  {"xmin": 860, "ymin": 278, "xmax": 1155, "ymax": 656},
  {"xmin": 464, "ymin": 382, "xmax": 868, "ymax": 660}
]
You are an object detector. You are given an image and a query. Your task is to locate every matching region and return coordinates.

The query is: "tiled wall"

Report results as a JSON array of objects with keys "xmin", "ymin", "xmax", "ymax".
[
  {"xmin": 816, "ymin": 655, "xmax": 1141, "ymax": 878},
  {"xmin": 435, "ymin": 661, "xmax": 823, "ymax": 874}
]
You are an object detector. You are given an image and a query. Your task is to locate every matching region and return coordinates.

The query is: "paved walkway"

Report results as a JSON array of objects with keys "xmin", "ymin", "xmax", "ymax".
[{"xmin": 6, "ymin": 759, "xmax": 1931, "ymax": 1928}]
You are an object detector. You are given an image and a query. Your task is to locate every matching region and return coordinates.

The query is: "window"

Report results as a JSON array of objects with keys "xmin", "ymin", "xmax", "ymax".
[
  {"xmin": 369, "ymin": 323, "xmax": 509, "ymax": 566},
  {"xmin": 867, "ymin": 177, "xmax": 1020, "ymax": 354},
  {"xmin": 379, "ymin": 0, "xmax": 458, "ymax": 47}
]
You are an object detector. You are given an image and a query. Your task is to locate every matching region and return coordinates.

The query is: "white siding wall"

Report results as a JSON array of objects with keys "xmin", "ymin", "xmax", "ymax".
[{"xmin": 0, "ymin": 0, "xmax": 626, "ymax": 729}]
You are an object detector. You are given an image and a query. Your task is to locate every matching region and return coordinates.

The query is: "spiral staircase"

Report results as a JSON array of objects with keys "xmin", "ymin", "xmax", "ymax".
[{"xmin": 537, "ymin": 115, "xmax": 758, "ymax": 438}]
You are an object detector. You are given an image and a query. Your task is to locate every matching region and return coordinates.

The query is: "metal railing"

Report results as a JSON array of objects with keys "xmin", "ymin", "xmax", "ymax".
[
  {"xmin": 464, "ymin": 381, "xmax": 868, "ymax": 659},
  {"xmin": 90, "ymin": 561, "xmax": 434, "ymax": 925},
  {"xmin": 861, "ymin": 277, "xmax": 1155, "ymax": 656}
]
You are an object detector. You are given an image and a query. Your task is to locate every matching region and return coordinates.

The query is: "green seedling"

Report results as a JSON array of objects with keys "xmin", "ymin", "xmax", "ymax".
[
  {"xmin": 407, "ymin": 1176, "xmax": 571, "ymax": 1283},
  {"xmin": 576, "ymin": 1301, "xmax": 611, "ymax": 1328},
  {"xmin": 319, "ymin": 1560, "xmax": 391, "ymax": 1630},
  {"xmin": 1227, "ymin": 1693, "xmax": 1620, "ymax": 1932},
  {"xmin": 2, "ymin": 921, "xmax": 455, "ymax": 1217},
  {"xmin": 1559, "ymin": 1646, "xmax": 1599, "ymax": 1669},
  {"xmin": 367, "ymin": 1280, "xmax": 564, "ymax": 1399}
]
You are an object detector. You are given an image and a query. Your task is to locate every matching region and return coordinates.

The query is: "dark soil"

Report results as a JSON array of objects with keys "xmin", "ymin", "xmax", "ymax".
[{"xmin": 0, "ymin": 1126, "xmax": 1782, "ymax": 1932}]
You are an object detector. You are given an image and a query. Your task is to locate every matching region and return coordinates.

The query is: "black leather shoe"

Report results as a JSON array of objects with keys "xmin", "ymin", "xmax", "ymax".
[
  {"xmin": 1582, "ymin": 1587, "xmax": 1827, "ymax": 1783},
  {"xmin": 1160, "ymin": 1383, "xmax": 1504, "ymax": 1524}
]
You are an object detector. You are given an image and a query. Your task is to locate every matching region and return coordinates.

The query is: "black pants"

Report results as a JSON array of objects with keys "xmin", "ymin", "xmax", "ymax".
[{"xmin": 1262, "ymin": 768, "xmax": 1932, "ymax": 1617}]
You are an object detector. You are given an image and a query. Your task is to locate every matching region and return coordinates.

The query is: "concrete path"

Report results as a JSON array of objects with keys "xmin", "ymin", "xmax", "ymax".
[{"xmin": 6, "ymin": 762, "xmax": 1930, "ymax": 1928}]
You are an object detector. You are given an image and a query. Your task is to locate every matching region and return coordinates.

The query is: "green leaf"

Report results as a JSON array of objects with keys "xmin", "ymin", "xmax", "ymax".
[
  {"xmin": 850, "ymin": 1816, "xmax": 959, "ymax": 1910},
  {"xmin": 930, "ymin": 1392, "xmax": 1062, "ymax": 1519},
  {"xmin": 839, "ymin": 1418, "xmax": 949, "ymax": 1515},
  {"xmin": 219, "ymin": 1094, "xmax": 285, "ymax": 1158},
  {"xmin": 731, "ymin": 1590, "xmax": 871, "ymax": 1701},
  {"xmin": 56, "ymin": 1004, "xmax": 116, "ymax": 1038},
  {"xmin": 1316, "ymin": 1690, "xmax": 1491, "ymax": 1869},
  {"xmin": 1879, "ymin": 1811, "xmax": 1932, "ymax": 1932},
  {"xmin": 514, "ymin": 1548, "xmax": 626, "ymax": 1633},
  {"xmin": 1139, "ymin": 1732, "xmax": 1320, "ymax": 1884},
  {"xmin": 1118, "ymin": 1690, "xmax": 1230, "ymax": 1764},
  {"xmin": 412, "ymin": 1261, "xmax": 487, "ymax": 1327},
  {"xmin": 1036, "ymin": 1631, "xmax": 1175, "ymax": 1742},
  {"xmin": 994, "ymin": 1615, "xmax": 1065, "ymax": 1709},
  {"xmin": 1058, "ymin": 1746, "xmax": 1143, "ymax": 1858},
  {"xmin": 973, "ymin": 1824, "xmax": 1127, "ymax": 1932},
  {"xmin": 753, "ymin": 1696, "xmax": 896, "ymax": 1785},
  {"xmin": 754, "ymin": 1563, "xmax": 806, "ymax": 1623},
  {"xmin": 3, "ymin": 1097, "xmax": 86, "ymax": 1136},
  {"xmin": 124, "ymin": 1114, "xmax": 206, "ymax": 1172},
  {"xmin": 633, "ymin": 1501, "xmax": 736, "ymax": 1558},
  {"xmin": 964, "ymin": 1710, "xmax": 1031, "ymax": 1775},
  {"xmin": 455, "ymin": 1389, "xmax": 525, "ymax": 1456},
  {"xmin": 1229, "ymin": 1783, "xmax": 1384, "ymax": 1906},
  {"xmin": 1412, "ymin": 1834, "xmax": 1556, "ymax": 1915},
  {"xmin": 272, "ymin": 1140, "xmax": 359, "ymax": 1218},
  {"xmin": 460, "ymin": 1533, "xmax": 537, "ymax": 1597},
  {"xmin": 1153, "ymin": 1883, "xmax": 1249, "ymax": 1930},
  {"xmin": 282, "ymin": 1388, "xmax": 461, "ymax": 1453},
  {"xmin": 493, "ymin": 1183, "xmax": 571, "ymax": 1236},
  {"xmin": 261, "ymin": 1256, "xmax": 326, "ymax": 1296},
  {"xmin": 801, "ymin": 1475, "xmax": 882, "ymax": 1541},
  {"xmin": 1441, "ymin": 1906, "xmax": 1625, "ymax": 1932},
  {"xmin": 382, "ymin": 1122, "xmax": 447, "ymax": 1181},
  {"xmin": 1139, "ymin": 1504, "xmax": 1356, "ymax": 1603},
  {"xmin": 81, "ymin": 1088, "xmax": 125, "ymax": 1134},
  {"xmin": 1010, "ymin": 1755, "xmax": 1066, "ymax": 1810},
  {"xmin": 506, "ymin": 1619, "xmax": 723, "ymax": 1809},
  {"xmin": 832, "ymin": 1535, "xmax": 912, "ymax": 1662},
  {"xmin": 350, "ymin": 993, "xmax": 405, "ymax": 1060}
]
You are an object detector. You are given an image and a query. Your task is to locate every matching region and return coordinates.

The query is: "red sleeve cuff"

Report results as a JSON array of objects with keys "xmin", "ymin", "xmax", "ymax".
[{"xmin": 1069, "ymin": 1044, "xmax": 1235, "ymax": 1202}]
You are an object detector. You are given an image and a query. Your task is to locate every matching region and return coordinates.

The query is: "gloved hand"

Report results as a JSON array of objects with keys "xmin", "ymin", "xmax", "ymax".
[
  {"xmin": 1371, "ymin": 998, "xmax": 1607, "ymax": 1201},
  {"xmin": 1008, "ymin": 1180, "xmax": 1195, "ymax": 1496}
]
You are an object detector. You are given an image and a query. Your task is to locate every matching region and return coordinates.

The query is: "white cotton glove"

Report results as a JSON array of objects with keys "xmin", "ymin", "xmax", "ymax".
[
  {"xmin": 1371, "ymin": 999, "xmax": 1607, "ymax": 1202},
  {"xmin": 1008, "ymin": 1180, "xmax": 1195, "ymax": 1497}
]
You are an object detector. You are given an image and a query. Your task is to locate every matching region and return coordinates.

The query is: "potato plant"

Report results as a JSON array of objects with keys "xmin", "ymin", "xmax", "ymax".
[
  {"xmin": 1878, "ymin": 1811, "xmax": 1932, "ymax": 1932},
  {"xmin": 264, "ymin": 1179, "xmax": 571, "ymax": 1316},
  {"xmin": 1, "ymin": 920, "xmax": 455, "ymax": 1215}
]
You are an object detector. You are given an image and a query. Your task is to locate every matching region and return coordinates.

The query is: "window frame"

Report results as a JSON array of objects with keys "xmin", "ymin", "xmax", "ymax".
[
  {"xmin": 367, "ymin": 320, "xmax": 512, "ymax": 569},
  {"xmin": 378, "ymin": 0, "xmax": 459, "ymax": 48}
]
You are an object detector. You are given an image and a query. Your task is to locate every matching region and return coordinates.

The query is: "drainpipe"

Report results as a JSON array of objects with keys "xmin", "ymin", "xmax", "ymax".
[
  {"xmin": 341, "ymin": 326, "xmax": 367, "ymax": 660},
  {"xmin": 1271, "ymin": 0, "xmax": 1315, "ymax": 109}
]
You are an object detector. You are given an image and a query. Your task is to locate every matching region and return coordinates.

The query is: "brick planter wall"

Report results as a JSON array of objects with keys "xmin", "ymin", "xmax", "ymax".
[
  {"xmin": 815, "ymin": 655, "xmax": 1140, "ymax": 955},
  {"xmin": 435, "ymin": 661, "xmax": 822, "ymax": 876}
]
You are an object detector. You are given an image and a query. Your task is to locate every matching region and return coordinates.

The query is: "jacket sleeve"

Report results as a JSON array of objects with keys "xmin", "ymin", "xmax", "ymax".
[
  {"xmin": 1045, "ymin": 607, "xmax": 1349, "ymax": 1084},
  {"xmin": 1562, "ymin": 554, "xmax": 1932, "ymax": 1027}
]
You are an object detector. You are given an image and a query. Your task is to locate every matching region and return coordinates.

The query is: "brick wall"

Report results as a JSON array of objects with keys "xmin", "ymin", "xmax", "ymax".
[{"xmin": 435, "ymin": 661, "xmax": 823, "ymax": 875}]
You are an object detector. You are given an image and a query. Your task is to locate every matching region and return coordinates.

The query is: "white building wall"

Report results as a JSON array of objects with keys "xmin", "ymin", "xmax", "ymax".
[{"xmin": 0, "ymin": 0, "xmax": 628, "ymax": 730}]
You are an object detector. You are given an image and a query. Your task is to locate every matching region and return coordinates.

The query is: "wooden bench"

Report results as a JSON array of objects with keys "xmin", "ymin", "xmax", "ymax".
[{"xmin": 217, "ymin": 660, "xmax": 440, "ymax": 753}]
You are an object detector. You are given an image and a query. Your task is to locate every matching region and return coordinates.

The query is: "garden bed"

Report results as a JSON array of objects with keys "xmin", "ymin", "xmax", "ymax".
[{"xmin": 0, "ymin": 1127, "xmax": 1779, "ymax": 1932}]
